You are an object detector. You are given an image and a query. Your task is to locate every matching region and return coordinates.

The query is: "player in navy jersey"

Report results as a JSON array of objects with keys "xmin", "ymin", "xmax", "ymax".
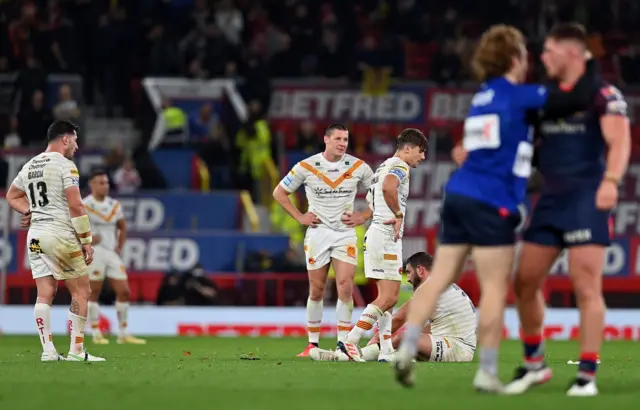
[
  {"xmin": 393, "ymin": 24, "xmax": 600, "ymax": 393},
  {"xmin": 505, "ymin": 23, "xmax": 631, "ymax": 397}
]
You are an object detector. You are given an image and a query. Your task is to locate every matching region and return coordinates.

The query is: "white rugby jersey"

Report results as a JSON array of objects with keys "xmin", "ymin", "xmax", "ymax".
[
  {"xmin": 367, "ymin": 156, "xmax": 410, "ymax": 238},
  {"xmin": 83, "ymin": 195, "xmax": 124, "ymax": 251},
  {"xmin": 430, "ymin": 283, "xmax": 478, "ymax": 347},
  {"xmin": 12, "ymin": 152, "xmax": 80, "ymax": 237},
  {"xmin": 279, "ymin": 153, "xmax": 373, "ymax": 231}
]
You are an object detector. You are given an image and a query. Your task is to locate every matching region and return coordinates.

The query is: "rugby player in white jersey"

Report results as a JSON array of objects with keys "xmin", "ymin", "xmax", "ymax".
[
  {"xmin": 310, "ymin": 252, "xmax": 477, "ymax": 362},
  {"xmin": 84, "ymin": 169, "xmax": 146, "ymax": 345},
  {"xmin": 338, "ymin": 129, "xmax": 428, "ymax": 362},
  {"xmin": 273, "ymin": 123, "xmax": 374, "ymax": 357},
  {"xmin": 6, "ymin": 120, "xmax": 105, "ymax": 362}
]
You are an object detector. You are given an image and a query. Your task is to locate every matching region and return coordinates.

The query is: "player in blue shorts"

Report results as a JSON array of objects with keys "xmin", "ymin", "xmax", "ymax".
[
  {"xmin": 393, "ymin": 24, "xmax": 600, "ymax": 393},
  {"xmin": 504, "ymin": 23, "xmax": 631, "ymax": 397}
]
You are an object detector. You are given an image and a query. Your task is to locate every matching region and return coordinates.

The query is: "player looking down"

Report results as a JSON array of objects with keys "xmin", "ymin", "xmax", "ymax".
[
  {"xmin": 505, "ymin": 23, "xmax": 631, "ymax": 397},
  {"xmin": 6, "ymin": 120, "xmax": 105, "ymax": 362},
  {"xmin": 393, "ymin": 24, "xmax": 600, "ymax": 392},
  {"xmin": 84, "ymin": 169, "xmax": 146, "ymax": 345},
  {"xmin": 310, "ymin": 252, "xmax": 477, "ymax": 363},
  {"xmin": 273, "ymin": 124, "xmax": 374, "ymax": 356},
  {"xmin": 338, "ymin": 129, "xmax": 428, "ymax": 363}
]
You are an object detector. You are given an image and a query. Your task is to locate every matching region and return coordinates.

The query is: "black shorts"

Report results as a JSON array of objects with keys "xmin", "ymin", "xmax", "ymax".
[
  {"xmin": 523, "ymin": 189, "xmax": 611, "ymax": 248},
  {"xmin": 439, "ymin": 193, "xmax": 522, "ymax": 246}
]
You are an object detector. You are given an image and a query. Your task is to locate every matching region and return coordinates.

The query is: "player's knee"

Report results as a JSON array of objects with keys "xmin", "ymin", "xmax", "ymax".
[
  {"xmin": 308, "ymin": 283, "xmax": 324, "ymax": 301},
  {"xmin": 335, "ymin": 278, "xmax": 352, "ymax": 298},
  {"xmin": 37, "ymin": 285, "xmax": 57, "ymax": 303},
  {"xmin": 376, "ymin": 294, "xmax": 398, "ymax": 312},
  {"xmin": 117, "ymin": 287, "xmax": 131, "ymax": 301}
]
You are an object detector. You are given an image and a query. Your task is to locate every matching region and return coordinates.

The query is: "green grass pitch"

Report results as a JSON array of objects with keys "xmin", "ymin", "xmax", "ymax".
[{"xmin": 0, "ymin": 336, "xmax": 638, "ymax": 410}]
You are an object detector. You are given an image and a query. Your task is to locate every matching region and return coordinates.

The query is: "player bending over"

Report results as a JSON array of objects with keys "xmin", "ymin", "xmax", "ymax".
[
  {"xmin": 273, "ymin": 124, "xmax": 374, "ymax": 356},
  {"xmin": 393, "ymin": 24, "xmax": 599, "ymax": 392},
  {"xmin": 337, "ymin": 129, "xmax": 428, "ymax": 363},
  {"xmin": 84, "ymin": 169, "xmax": 146, "ymax": 345},
  {"xmin": 505, "ymin": 23, "xmax": 630, "ymax": 397},
  {"xmin": 6, "ymin": 120, "xmax": 105, "ymax": 362},
  {"xmin": 310, "ymin": 252, "xmax": 477, "ymax": 362}
]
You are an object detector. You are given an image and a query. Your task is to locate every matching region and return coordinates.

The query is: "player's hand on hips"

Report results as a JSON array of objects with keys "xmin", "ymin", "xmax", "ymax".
[
  {"xmin": 384, "ymin": 217, "xmax": 402, "ymax": 242},
  {"xmin": 341, "ymin": 211, "xmax": 366, "ymax": 227},
  {"xmin": 298, "ymin": 212, "xmax": 321, "ymax": 228},
  {"xmin": 82, "ymin": 244, "xmax": 94, "ymax": 265},
  {"xmin": 115, "ymin": 246, "xmax": 122, "ymax": 256},
  {"xmin": 596, "ymin": 179, "xmax": 618, "ymax": 210},
  {"xmin": 20, "ymin": 212, "xmax": 31, "ymax": 228}
]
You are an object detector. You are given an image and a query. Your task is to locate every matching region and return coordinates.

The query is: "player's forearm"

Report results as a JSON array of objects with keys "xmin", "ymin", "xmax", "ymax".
[
  {"xmin": 382, "ymin": 188, "xmax": 401, "ymax": 215},
  {"xmin": 604, "ymin": 134, "xmax": 630, "ymax": 181},
  {"xmin": 117, "ymin": 222, "xmax": 127, "ymax": 250},
  {"xmin": 273, "ymin": 186, "xmax": 304, "ymax": 221},
  {"xmin": 8, "ymin": 197, "xmax": 30, "ymax": 215},
  {"xmin": 360, "ymin": 207, "xmax": 373, "ymax": 220},
  {"xmin": 390, "ymin": 301, "xmax": 409, "ymax": 334}
]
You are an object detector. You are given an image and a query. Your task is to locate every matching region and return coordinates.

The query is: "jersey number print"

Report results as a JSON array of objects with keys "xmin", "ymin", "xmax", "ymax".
[{"xmin": 28, "ymin": 181, "xmax": 49, "ymax": 208}]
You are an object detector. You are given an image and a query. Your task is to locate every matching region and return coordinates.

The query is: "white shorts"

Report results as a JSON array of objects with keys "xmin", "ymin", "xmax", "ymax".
[
  {"xmin": 364, "ymin": 227, "xmax": 402, "ymax": 281},
  {"xmin": 304, "ymin": 226, "xmax": 357, "ymax": 270},
  {"xmin": 428, "ymin": 335, "xmax": 475, "ymax": 362},
  {"xmin": 90, "ymin": 247, "xmax": 127, "ymax": 281},
  {"xmin": 28, "ymin": 229, "xmax": 89, "ymax": 281}
]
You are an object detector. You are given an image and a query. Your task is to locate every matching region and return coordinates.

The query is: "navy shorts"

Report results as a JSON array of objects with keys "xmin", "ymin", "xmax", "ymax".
[
  {"xmin": 523, "ymin": 189, "xmax": 611, "ymax": 248},
  {"xmin": 439, "ymin": 193, "xmax": 522, "ymax": 246}
]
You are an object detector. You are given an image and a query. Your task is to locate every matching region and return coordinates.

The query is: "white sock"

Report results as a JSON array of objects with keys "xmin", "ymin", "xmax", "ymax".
[
  {"xmin": 68, "ymin": 311, "xmax": 87, "ymax": 355},
  {"xmin": 115, "ymin": 301, "xmax": 129, "ymax": 337},
  {"xmin": 88, "ymin": 301, "xmax": 100, "ymax": 335},
  {"xmin": 346, "ymin": 304, "xmax": 383, "ymax": 344},
  {"xmin": 306, "ymin": 298, "xmax": 323, "ymax": 345},
  {"xmin": 378, "ymin": 311, "xmax": 394, "ymax": 355},
  {"xmin": 361, "ymin": 344, "xmax": 381, "ymax": 361},
  {"xmin": 34, "ymin": 303, "xmax": 55, "ymax": 352},
  {"xmin": 335, "ymin": 299, "xmax": 353, "ymax": 343}
]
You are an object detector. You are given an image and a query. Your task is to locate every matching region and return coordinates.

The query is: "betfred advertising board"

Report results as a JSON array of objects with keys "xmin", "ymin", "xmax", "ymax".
[{"xmin": 1, "ymin": 306, "xmax": 640, "ymax": 341}]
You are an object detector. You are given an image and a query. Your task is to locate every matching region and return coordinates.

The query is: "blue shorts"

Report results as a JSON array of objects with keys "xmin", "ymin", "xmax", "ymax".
[
  {"xmin": 439, "ymin": 193, "xmax": 522, "ymax": 246},
  {"xmin": 523, "ymin": 189, "xmax": 611, "ymax": 248}
]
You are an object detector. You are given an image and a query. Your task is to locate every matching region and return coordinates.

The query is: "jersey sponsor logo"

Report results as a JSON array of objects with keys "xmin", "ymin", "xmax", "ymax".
[
  {"xmin": 470, "ymin": 89, "xmax": 495, "ymax": 107},
  {"xmin": 463, "ymin": 114, "xmax": 500, "ymax": 151},
  {"xmin": 388, "ymin": 167, "xmax": 407, "ymax": 180},
  {"xmin": 282, "ymin": 175, "xmax": 293, "ymax": 187}
]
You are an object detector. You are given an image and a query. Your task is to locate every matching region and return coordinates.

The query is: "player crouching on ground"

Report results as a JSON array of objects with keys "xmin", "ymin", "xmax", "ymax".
[
  {"xmin": 311, "ymin": 252, "xmax": 477, "ymax": 363},
  {"xmin": 84, "ymin": 170, "xmax": 146, "ymax": 345}
]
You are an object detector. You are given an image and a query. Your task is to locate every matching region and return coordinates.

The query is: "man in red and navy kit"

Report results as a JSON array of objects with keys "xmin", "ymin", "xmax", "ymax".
[{"xmin": 505, "ymin": 23, "xmax": 631, "ymax": 397}]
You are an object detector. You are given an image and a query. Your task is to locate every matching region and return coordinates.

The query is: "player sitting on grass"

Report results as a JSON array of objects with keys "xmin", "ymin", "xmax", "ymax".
[{"xmin": 310, "ymin": 252, "xmax": 477, "ymax": 363}]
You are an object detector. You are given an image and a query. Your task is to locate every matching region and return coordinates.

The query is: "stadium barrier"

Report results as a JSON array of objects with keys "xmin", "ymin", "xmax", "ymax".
[{"xmin": 1, "ymin": 305, "xmax": 640, "ymax": 340}]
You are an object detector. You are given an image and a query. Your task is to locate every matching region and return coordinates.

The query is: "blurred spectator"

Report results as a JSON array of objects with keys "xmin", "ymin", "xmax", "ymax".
[
  {"xmin": 156, "ymin": 271, "xmax": 186, "ymax": 306},
  {"xmin": 430, "ymin": 39, "xmax": 463, "ymax": 85},
  {"xmin": 183, "ymin": 264, "xmax": 218, "ymax": 305},
  {"xmin": 113, "ymin": 157, "xmax": 142, "ymax": 194},
  {"xmin": 189, "ymin": 103, "xmax": 219, "ymax": 140},
  {"xmin": 12, "ymin": 55, "xmax": 47, "ymax": 115},
  {"xmin": 616, "ymin": 43, "xmax": 640, "ymax": 85},
  {"xmin": 17, "ymin": 90, "xmax": 52, "ymax": 147},
  {"xmin": 4, "ymin": 117, "xmax": 21, "ymax": 149},
  {"xmin": 268, "ymin": 34, "xmax": 301, "ymax": 78},
  {"xmin": 161, "ymin": 97, "xmax": 188, "ymax": 144},
  {"xmin": 296, "ymin": 121, "xmax": 320, "ymax": 154},
  {"xmin": 147, "ymin": 23, "xmax": 181, "ymax": 76},
  {"xmin": 52, "ymin": 84, "xmax": 81, "ymax": 122},
  {"xmin": 236, "ymin": 99, "xmax": 272, "ymax": 200},
  {"xmin": 198, "ymin": 122, "xmax": 232, "ymax": 189},
  {"xmin": 316, "ymin": 27, "xmax": 350, "ymax": 78},
  {"xmin": 215, "ymin": 0, "xmax": 244, "ymax": 46}
]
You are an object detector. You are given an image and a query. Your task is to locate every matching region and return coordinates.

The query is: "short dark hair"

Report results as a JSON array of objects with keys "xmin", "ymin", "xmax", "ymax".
[
  {"xmin": 397, "ymin": 128, "xmax": 428, "ymax": 152},
  {"xmin": 89, "ymin": 168, "xmax": 108, "ymax": 180},
  {"xmin": 47, "ymin": 120, "xmax": 78, "ymax": 142},
  {"xmin": 325, "ymin": 123, "xmax": 347, "ymax": 137},
  {"xmin": 547, "ymin": 22, "xmax": 587, "ymax": 46},
  {"xmin": 403, "ymin": 251, "xmax": 434, "ymax": 273}
]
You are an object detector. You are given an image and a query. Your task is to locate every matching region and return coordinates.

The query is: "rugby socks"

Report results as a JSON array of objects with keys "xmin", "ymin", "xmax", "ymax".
[
  {"xmin": 479, "ymin": 347, "xmax": 499, "ymax": 376},
  {"xmin": 306, "ymin": 298, "xmax": 323, "ymax": 346},
  {"xmin": 34, "ymin": 303, "xmax": 54, "ymax": 352},
  {"xmin": 115, "ymin": 301, "xmax": 130, "ymax": 337},
  {"xmin": 335, "ymin": 299, "xmax": 353, "ymax": 343},
  {"xmin": 361, "ymin": 344, "xmax": 381, "ymax": 361},
  {"xmin": 378, "ymin": 311, "xmax": 394, "ymax": 355},
  {"xmin": 68, "ymin": 311, "xmax": 87, "ymax": 355},
  {"xmin": 578, "ymin": 352, "xmax": 599, "ymax": 381},
  {"xmin": 88, "ymin": 301, "xmax": 100, "ymax": 335},
  {"xmin": 397, "ymin": 323, "xmax": 421, "ymax": 358},
  {"xmin": 522, "ymin": 333, "xmax": 545, "ymax": 370},
  {"xmin": 346, "ymin": 304, "xmax": 383, "ymax": 344}
]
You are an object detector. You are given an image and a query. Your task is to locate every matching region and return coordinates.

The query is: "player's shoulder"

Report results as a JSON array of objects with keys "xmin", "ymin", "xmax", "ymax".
[
  {"xmin": 107, "ymin": 196, "xmax": 120, "ymax": 207},
  {"xmin": 82, "ymin": 194, "xmax": 93, "ymax": 204},
  {"xmin": 342, "ymin": 154, "xmax": 368, "ymax": 170},
  {"xmin": 296, "ymin": 153, "xmax": 321, "ymax": 169},
  {"xmin": 387, "ymin": 156, "xmax": 409, "ymax": 170}
]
